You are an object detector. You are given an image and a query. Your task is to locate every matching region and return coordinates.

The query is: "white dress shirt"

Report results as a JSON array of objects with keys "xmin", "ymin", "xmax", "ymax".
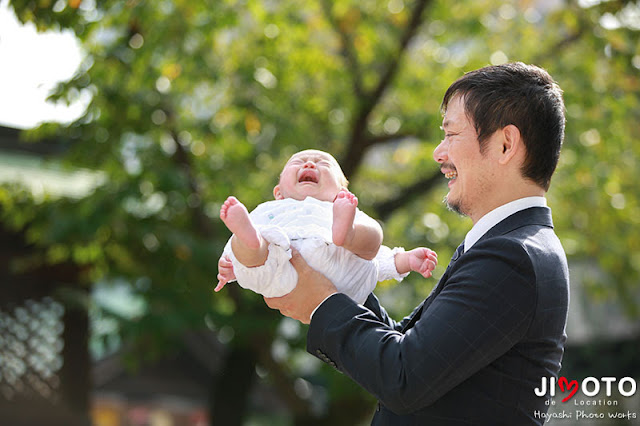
[{"xmin": 463, "ymin": 197, "xmax": 547, "ymax": 252}]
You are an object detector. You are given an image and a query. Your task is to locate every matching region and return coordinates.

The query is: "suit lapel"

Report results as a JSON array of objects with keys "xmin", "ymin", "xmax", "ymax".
[{"xmin": 400, "ymin": 207, "xmax": 553, "ymax": 333}]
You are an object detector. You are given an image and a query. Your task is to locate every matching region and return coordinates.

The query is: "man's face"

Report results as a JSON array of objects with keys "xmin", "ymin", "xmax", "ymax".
[
  {"xmin": 433, "ymin": 95, "xmax": 494, "ymax": 221},
  {"xmin": 274, "ymin": 150, "xmax": 344, "ymax": 202}
]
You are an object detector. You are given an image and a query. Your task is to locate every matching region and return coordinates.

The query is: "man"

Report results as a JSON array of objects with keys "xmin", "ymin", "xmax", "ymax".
[{"xmin": 265, "ymin": 62, "xmax": 570, "ymax": 425}]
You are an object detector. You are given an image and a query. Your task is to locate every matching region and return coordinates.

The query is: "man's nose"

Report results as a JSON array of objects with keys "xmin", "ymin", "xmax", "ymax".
[{"xmin": 433, "ymin": 140, "xmax": 448, "ymax": 164}]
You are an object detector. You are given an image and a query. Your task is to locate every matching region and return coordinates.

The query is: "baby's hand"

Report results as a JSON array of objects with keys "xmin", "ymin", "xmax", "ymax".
[
  {"xmin": 215, "ymin": 255, "xmax": 236, "ymax": 292},
  {"xmin": 406, "ymin": 247, "xmax": 438, "ymax": 278}
]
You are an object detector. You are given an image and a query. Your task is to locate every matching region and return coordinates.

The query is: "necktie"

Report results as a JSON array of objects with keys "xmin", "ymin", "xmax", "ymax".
[{"xmin": 450, "ymin": 242, "xmax": 465, "ymax": 262}]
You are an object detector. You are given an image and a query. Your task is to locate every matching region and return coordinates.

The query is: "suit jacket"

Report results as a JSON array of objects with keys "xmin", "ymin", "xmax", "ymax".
[{"xmin": 307, "ymin": 207, "xmax": 569, "ymax": 425}]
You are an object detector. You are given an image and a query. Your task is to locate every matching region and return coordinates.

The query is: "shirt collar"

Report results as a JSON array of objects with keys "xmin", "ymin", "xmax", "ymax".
[{"xmin": 463, "ymin": 197, "xmax": 547, "ymax": 252}]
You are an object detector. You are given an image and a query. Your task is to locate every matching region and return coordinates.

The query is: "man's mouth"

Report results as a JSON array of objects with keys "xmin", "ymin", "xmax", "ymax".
[
  {"xmin": 298, "ymin": 169, "xmax": 319, "ymax": 183},
  {"xmin": 444, "ymin": 170, "xmax": 458, "ymax": 180}
]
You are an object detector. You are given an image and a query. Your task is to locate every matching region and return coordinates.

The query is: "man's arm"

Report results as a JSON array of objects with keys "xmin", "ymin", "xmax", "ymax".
[
  {"xmin": 304, "ymin": 239, "xmax": 537, "ymax": 414},
  {"xmin": 363, "ymin": 293, "xmax": 429, "ymax": 332}
]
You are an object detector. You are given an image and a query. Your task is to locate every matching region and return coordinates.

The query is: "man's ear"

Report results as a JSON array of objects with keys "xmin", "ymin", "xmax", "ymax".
[
  {"xmin": 273, "ymin": 185, "xmax": 284, "ymax": 200},
  {"xmin": 499, "ymin": 124, "xmax": 522, "ymax": 165}
]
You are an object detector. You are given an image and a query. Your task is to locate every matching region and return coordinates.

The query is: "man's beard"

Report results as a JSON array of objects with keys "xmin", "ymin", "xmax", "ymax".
[{"xmin": 444, "ymin": 195, "xmax": 466, "ymax": 217}]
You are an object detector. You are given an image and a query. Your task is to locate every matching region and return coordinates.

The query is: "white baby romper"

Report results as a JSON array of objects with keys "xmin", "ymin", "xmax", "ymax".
[{"xmin": 222, "ymin": 197, "xmax": 406, "ymax": 304}]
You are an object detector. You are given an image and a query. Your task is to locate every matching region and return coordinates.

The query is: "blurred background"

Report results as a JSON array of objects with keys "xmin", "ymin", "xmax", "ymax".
[{"xmin": 0, "ymin": 0, "xmax": 638, "ymax": 425}]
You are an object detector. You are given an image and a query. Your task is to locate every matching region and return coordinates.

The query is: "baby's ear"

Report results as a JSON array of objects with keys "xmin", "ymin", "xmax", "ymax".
[{"xmin": 273, "ymin": 185, "xmax": 284, "ymax": 200}]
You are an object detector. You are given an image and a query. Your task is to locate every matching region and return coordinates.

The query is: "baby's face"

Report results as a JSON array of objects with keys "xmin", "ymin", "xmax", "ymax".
[{"xmin": 274, "ymin": 150, "xmax": 345, "ymax": 202}]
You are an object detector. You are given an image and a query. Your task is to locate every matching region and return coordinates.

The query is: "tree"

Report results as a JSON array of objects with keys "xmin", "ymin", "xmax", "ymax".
[{"xmin": 3, "ymin": 0, "xmax": 639, "ymax": 424}]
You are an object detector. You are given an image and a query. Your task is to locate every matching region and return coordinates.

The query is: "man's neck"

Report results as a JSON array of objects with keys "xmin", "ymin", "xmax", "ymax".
[{"xmin": 469, "ymin": 185, "xmax": 545, "ymax": 225}]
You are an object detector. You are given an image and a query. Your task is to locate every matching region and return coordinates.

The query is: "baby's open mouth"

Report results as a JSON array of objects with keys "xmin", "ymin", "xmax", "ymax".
[{"xmin": 298, "ymin": 170, "xmax": 319, "ymax": 183}]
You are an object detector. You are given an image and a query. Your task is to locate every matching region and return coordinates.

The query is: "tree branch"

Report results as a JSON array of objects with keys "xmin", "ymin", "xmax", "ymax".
[
  {"xmin": 342, "ymin": 0, "xmax": 433, "ymax": 178},
  {"xmin": 320, "ymin": 0, "xmax": 364, "ymax": 98},
  {"xmin": 532, "ymin": 27, "xmax": 586, "ymax": 65},
  {"xmin": 364, "ymin": 132, "xmax": 418, "ymax": 146},
  {"xmin": 367, "ymin": 0, "xmax": 432, "ymax": 121},
  {"xmin": 372, "ymin": 169, "xmax": 442, "ymax": 220},
  {"xmin": 533, "ymin": 0, "xmax": 589, "ymax": 65}
]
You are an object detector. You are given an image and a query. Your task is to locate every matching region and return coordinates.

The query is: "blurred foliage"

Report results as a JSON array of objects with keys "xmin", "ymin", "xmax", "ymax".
[{"xmin": 2, "ymin": 0, "xmax": 640, "ymax": 423}]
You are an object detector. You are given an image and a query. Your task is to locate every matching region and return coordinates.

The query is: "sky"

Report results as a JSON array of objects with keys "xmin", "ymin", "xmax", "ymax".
[{"xmin": 0, "ymin": 0, "xmax": 85, "ymax": 129}]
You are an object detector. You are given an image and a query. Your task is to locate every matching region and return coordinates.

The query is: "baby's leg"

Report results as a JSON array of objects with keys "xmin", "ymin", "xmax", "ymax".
[
  {"xmin": 220, "ymin": 196, "xmax": 268, "ymax": 267},
  {"xmin": 332, "ymin": 190, "xmax": 357, "ymax": 247}
]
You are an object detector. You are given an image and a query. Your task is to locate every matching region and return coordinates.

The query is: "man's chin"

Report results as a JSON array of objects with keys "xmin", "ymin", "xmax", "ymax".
[{"xmin": 444, "ymin": 196, "xmax": 466, "ymax": 217}]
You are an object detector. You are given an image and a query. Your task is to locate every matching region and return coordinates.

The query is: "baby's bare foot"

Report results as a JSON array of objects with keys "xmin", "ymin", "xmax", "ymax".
[
  {"xmin": 332, "ymin": 190, "xmax": 357, "ymax": 247},
  {"xmin": 220, "ymin": 196, "xmax": 261, "ymax": 249}
]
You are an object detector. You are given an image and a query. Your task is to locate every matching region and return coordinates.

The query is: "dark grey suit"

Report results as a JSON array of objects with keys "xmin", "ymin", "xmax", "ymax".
[{"xmin": 307, "ymin": 207, "xmax": 569, "ymax": 425}]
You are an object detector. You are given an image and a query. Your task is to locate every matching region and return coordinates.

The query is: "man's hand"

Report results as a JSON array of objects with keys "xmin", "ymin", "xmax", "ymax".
[{"xmin": 264, "ymin": 249, "xmax": 337, "ymax": 324}]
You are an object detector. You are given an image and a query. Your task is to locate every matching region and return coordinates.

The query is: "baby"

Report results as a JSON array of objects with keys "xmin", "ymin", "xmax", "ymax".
[{"xmin": 216, "ymin": 149, "xmax": 437, "ymax": 304}]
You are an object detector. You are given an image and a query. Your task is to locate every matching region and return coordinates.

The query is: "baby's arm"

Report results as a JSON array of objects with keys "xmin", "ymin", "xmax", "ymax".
[
  {"xmin": 395, "ymin": 247, "xmax": 438, "ymax": 278},
  {"xmin": 333, "ymin": 190, "xmax": 383, "ymax": 260}
]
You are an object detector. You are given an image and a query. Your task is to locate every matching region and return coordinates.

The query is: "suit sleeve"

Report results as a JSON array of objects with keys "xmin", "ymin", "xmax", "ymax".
[
  {"xmin": 363, "ymin": 293, "xmax": 426, "ymax": 332},
  {"xmin": 307, "ymin": 238, "xmax": 537, "ymax": 414}
]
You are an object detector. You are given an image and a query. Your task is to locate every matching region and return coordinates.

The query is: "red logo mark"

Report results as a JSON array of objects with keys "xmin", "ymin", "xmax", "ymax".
[{"xmin": 558, "ymin": 376, "xmax": 579, "ymax": 402}]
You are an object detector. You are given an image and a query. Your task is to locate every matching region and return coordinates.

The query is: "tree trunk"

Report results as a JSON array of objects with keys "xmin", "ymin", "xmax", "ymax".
[
  {"xmin": 209, "ymin": 342, "xmax": 257, "ymax": 426},
  {"xmin": 60, "ymin": 299, "xmax": 92, "ymax": 426}
]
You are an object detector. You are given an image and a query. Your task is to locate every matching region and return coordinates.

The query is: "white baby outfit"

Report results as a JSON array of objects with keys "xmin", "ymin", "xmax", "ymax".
[{"xmin": 222, "ymin": 197, "xmax": 407, "ymax": 304}]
